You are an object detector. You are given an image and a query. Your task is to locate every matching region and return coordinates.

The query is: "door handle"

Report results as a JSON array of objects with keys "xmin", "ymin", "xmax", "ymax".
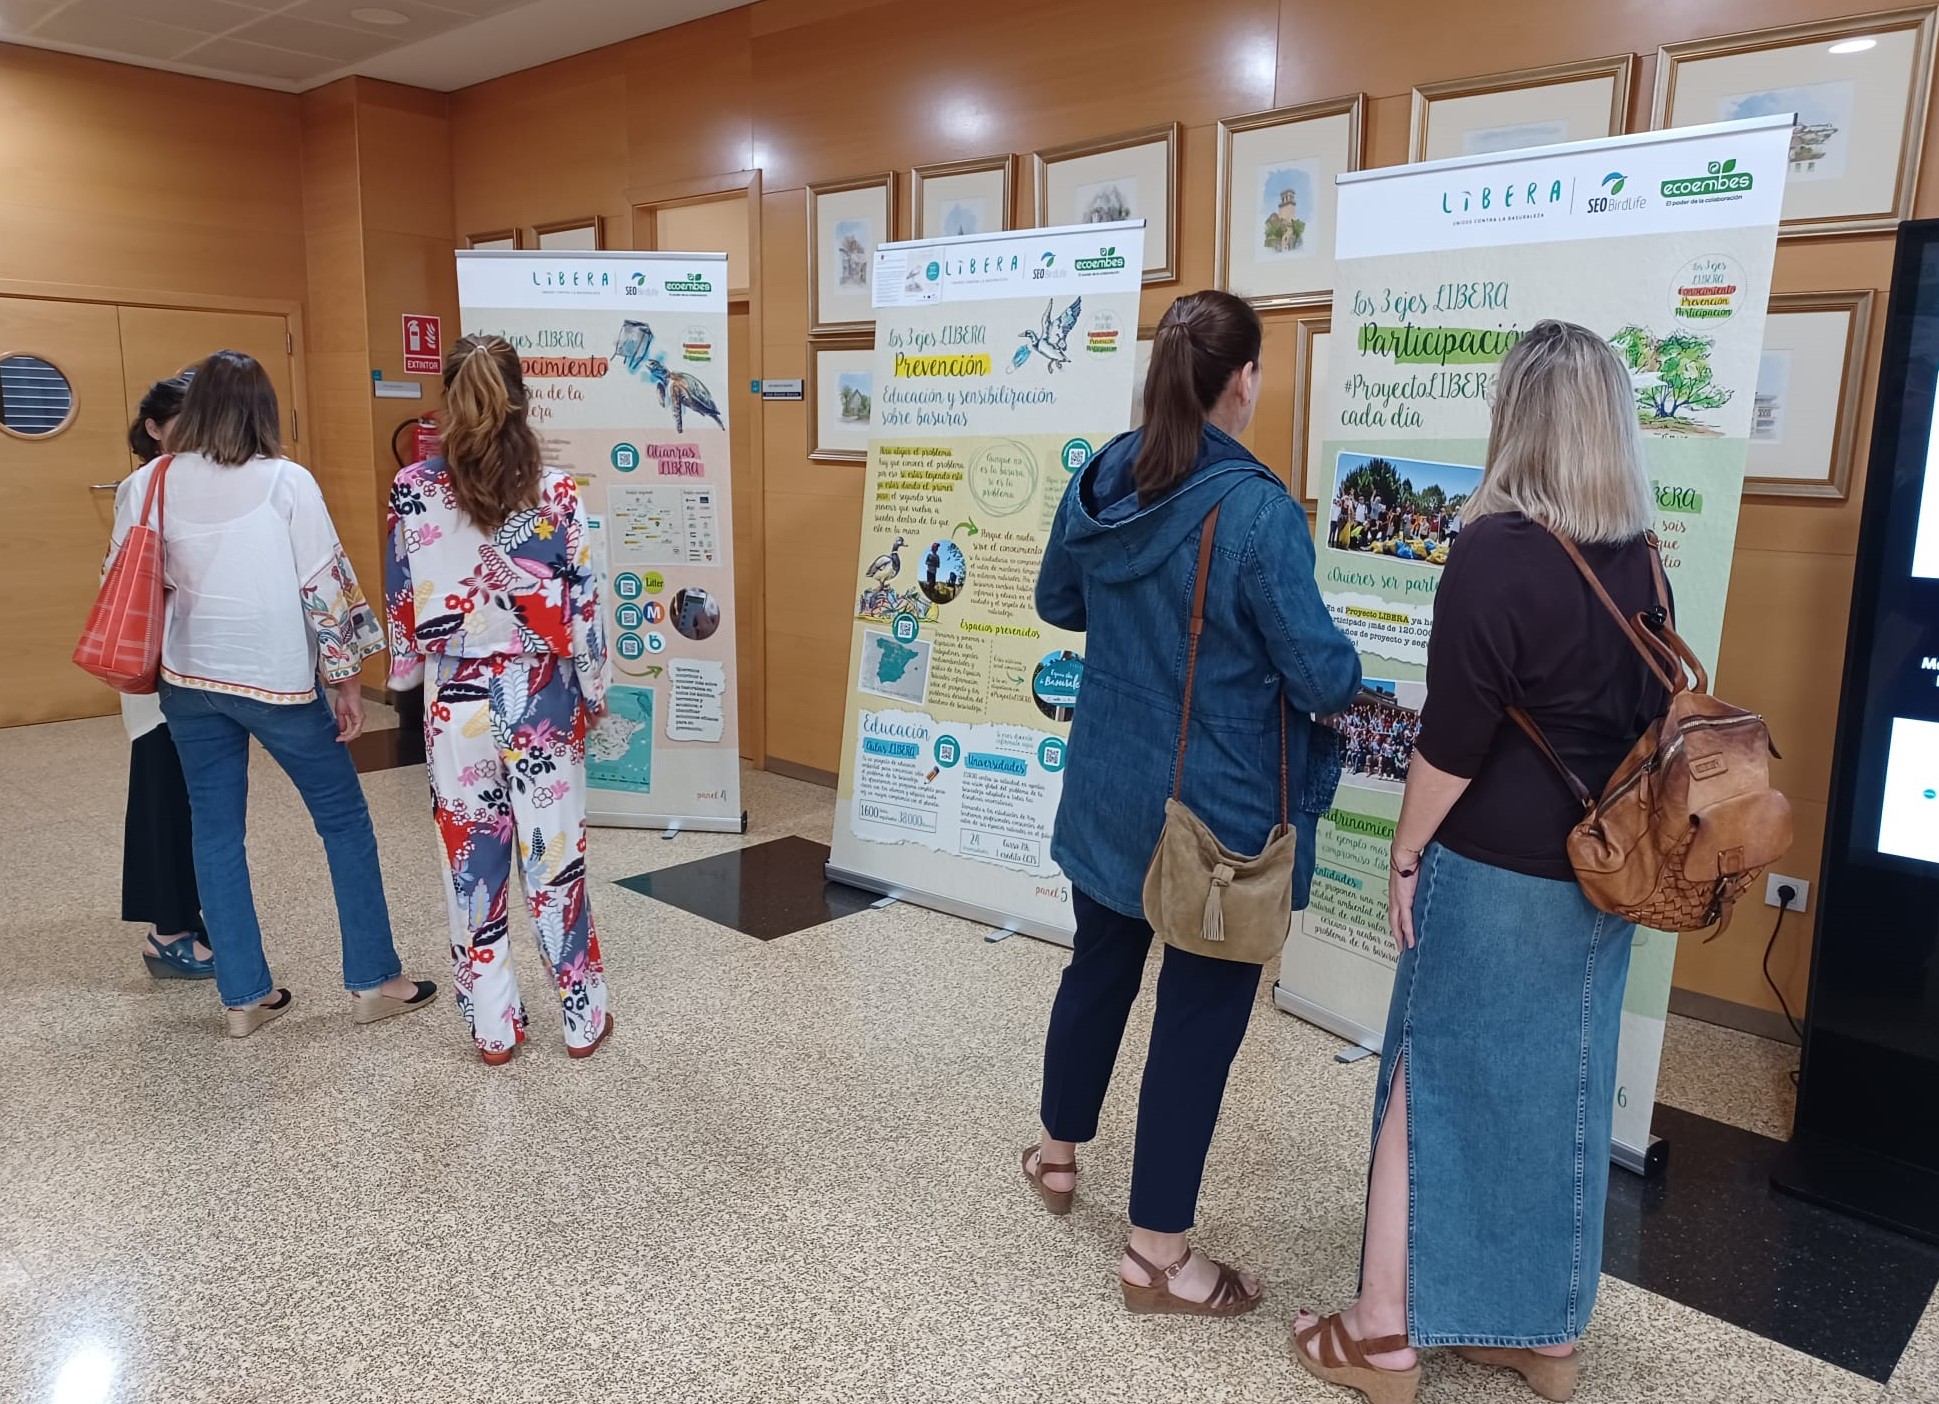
[{"xmin": 89, "ymin": 482, "xmax": 122, "ymax": 491}]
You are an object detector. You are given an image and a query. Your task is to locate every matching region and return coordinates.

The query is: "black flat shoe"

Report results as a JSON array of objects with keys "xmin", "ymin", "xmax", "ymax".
[{"xmin": 143, "ymin": 934, "xmax": 215, "ymax": 981}]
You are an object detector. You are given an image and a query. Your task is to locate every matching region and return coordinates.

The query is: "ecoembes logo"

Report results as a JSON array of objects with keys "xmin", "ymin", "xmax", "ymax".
[
  {"xmin": 1074, "ymin": 246, "xmax": 1127, "ymax": 273},
  {"xmin": 1661, "ymin": 158, "xmax": 1753, "ymax": 199},
  {"xmin": 663, "ymin": 271, "xmax": 714, "ymax": 294}
]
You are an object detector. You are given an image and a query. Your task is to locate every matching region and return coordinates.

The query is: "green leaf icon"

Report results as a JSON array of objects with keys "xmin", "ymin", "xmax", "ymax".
[
  {"xmin": 1611, "ymin": 177, "xmax": 1626, "ymax": 195},
  {"xmin": 1722, "ymin": 158, "xmax": 1738, "ymax": 173}
]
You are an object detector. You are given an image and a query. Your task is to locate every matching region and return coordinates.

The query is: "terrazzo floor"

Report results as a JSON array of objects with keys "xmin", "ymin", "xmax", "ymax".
[{"xmin": 1, "ymin": 714, "xmax": 1933, "ymax": 1404}]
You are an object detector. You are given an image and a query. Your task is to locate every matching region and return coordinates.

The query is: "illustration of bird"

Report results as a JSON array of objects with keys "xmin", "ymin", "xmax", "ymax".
[
  {"xmin": 865, "ymin": 535, "xmax": 906, "ymax": 587},
  {"xmin": 614, "ymin": 320, "xmax": 724, "ymax": 433},
  {"xmin": 1015, "ymin": 297, "xmax": 1083, "ymax": 373}
]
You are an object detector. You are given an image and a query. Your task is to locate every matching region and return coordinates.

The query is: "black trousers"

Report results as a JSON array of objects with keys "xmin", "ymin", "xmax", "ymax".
[
  {"xmin": 1040, "ymin": 887, "xmax": 1261, "ymax": 1233},
  {"xmin": 122, "ymin": 724, "xmax": 203, "ymax": 935}
]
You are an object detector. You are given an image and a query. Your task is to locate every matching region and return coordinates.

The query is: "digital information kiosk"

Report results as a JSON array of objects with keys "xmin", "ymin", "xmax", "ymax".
[{"xmin": 1774, "ymin": 219, "xmax": 1939, "ymax": 1243}]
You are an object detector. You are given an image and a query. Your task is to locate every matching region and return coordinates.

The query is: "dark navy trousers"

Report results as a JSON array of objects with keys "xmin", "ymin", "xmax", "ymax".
[{"xmin": 1039, "ymin": 887, "xmax": 1262, "ymax": 1233}]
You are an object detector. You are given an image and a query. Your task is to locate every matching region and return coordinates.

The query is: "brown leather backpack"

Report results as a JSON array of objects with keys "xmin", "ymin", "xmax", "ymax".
[{"xmin": 1509, "ymin": 528, "xmax": 1793, "ymax": 935}]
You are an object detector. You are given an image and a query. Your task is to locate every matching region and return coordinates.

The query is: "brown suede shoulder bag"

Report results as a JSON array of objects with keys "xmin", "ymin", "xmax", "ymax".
[{"xmin": 1141, "ymin": 504, "xmax": 1298, "ymax": 963}]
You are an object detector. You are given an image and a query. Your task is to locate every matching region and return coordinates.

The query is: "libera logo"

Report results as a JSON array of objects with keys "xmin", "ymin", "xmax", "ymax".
[
  {"xmin": 1439, "ymin": 178, "xmax": 1565, "ymax": 215},
  {"xmin": 1661, "ymin": 158, "xmax": 1754, "ymax": 199},
  {"xmin": 1074, "ymin": 245, "xmax": 1126, "ymax": 272}
]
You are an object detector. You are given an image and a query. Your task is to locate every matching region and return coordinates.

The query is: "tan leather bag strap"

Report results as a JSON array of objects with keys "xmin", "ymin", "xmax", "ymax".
[
  {"xmin": 1543, "ymin": 527, "xmax": 1684, "ymax": 694},
  {"xmin": 1171, "ymin": 502, "xmax": 1288, "ymax": 826},
  {"xmin": 1506, "ymin": 707, "xmax": 1596, "ymax": 811},
  {"xmin": 1172, "ymin": 504, "xmax": 1221, "ymax": 800}
]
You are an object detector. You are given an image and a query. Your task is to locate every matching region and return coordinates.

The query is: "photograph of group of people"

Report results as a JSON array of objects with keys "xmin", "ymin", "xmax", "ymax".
[
  {"xmin": 1336, "ymin": 679, "xmax": 1425, "ymax": 791},
  {"xmin": 1326, "ymin": 451, "xmax": 1481, "ymax": 567}
]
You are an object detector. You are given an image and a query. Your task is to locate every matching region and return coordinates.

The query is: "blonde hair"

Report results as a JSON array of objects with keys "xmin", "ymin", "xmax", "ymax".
[
  {"xmin": 440, "ymin": 334, "xmax": 543, "ymax": 529},
  {"xmin": 1465, "ymin": 320, "xmax": 1655, "ymax": 545}
]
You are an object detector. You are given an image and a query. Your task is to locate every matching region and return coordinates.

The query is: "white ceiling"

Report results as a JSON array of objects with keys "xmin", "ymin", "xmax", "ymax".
[{"xmin": 0, "ymin": 0, "xmax": 745, "ymax": 92}]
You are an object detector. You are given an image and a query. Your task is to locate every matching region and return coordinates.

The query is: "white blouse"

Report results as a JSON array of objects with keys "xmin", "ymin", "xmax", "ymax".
[{"xmin": 111, "ymin": 453, "xmax": 383, "ymax": 705}]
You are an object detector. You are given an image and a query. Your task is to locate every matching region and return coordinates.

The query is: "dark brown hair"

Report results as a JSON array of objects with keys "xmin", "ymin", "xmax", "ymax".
[
  {"xmin": 128, "ymin": 370, "xmax": 194, "ymax": 460},
  {"xmin": 1134, "ymin": 290, "xmax": 1262, "ymax": 503},
  {"xmin": 170, "ymin": 351, "xmax": 282, "ymax": 466},
  {"xmin": 440, "ymin": 335, "xmax": 544, "ymax": 529}
]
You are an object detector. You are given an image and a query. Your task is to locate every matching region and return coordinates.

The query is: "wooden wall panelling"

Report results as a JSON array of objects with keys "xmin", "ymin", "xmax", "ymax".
[{"xmin": 0, "ymin": 45, "xmax": 307, "ymax": 306}]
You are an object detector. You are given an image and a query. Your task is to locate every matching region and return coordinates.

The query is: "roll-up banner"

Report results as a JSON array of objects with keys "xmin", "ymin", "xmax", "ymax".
[
  {"xmin": 826, "ymin": 222, "xmax": 1147, "ymax": 939},
  {"xmin": 456, "ymin": 250, "xmax": 743, "ymax": 832},
  {"xmin": 1274, "ymin": 116, "xmax": 1792, "ymax": 1169}
]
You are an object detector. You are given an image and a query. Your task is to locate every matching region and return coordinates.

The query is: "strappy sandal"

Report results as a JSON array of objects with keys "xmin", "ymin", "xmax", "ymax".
[
  {"xmin": 1020, "ymin": 1144, "xmax": 1075, "ymax": 1216},
  {"xmin": 1120, "ymin": 1245, "xmax": 1262, "ymax": 1318},
  {"xmin": 1455, "ymin": 1346, "xmax": 1579, "ymax": 1402},
  {"xmin": 1292, "ymin": 1311, "xmax": 1420, "ymax": 1404}
]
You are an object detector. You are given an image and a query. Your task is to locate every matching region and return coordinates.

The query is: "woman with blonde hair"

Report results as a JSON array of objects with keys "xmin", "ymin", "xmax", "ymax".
[
  {"xmin": 386, "ymin": 335, "xmax": 614, "ymax": 1065},
  {"xmin": 1294, "ymin": 321, "xmax": 1668, "ymax": 1403}
]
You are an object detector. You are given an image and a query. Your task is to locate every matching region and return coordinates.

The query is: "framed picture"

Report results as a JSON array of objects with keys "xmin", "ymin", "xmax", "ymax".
[
  {"xmin": 912, "ymin": 155, "xmax": 1013, "ymax": 239},
  {"xmin": 1216, "ymin": 96, "xmax": 1364, "ymax": 309},
  {"xmin": 1746, "ymin": 290, "xmax": 1874, "ymax": 499},
  {"xmin": 1411, "ymin": 55, "xmax": 1634, "ymax": 161},
  {"xmin": 807, "ymin": 173, "xmax": 894, "ymax": 335},
  {"xmin": 1129, "ymin": 326, "xmax": 1156, "ymax": 427},
  {"xmin": 809, "ymin": 339, "xmax": 874, "ymax": 463},
  {"xmin": 466, "ymin": 229, "xmax": 520, "ymax": 250},
  {"xmin": 1033, "ymin": 124, "xmax": 1179, "ymax": 283},
  {"xmin": 1290, "ymin": 311, "xmax": 1332, "ymax": 505},
  {"xmin": 1655, "ymin": 9, "xmax": 1938, "ymax": 237},
  {"xmin": 533, "ymin": 217, "xmax": 601, "ymax": 250}
]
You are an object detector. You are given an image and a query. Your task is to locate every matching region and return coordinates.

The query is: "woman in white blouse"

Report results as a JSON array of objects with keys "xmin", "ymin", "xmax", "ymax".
[{"xmin": 112, "ymin": 350, "xmax": 436, "ymax": 1038}]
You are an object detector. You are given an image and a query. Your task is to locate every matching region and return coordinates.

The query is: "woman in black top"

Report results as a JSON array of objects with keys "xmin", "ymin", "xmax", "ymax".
[{"xmin": 1295, "ymin": 322, "xmax": 1668, "ymax": 1404}]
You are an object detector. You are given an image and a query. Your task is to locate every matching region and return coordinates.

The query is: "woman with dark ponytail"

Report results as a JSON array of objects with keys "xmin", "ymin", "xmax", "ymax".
[
  {"xmin": 1022, "ymin": 290, "xmax": 1360, "ymax": 1314},
  {"xmin": 386, "ymin": 335, "xmax": 615, "ymax": 1065}
]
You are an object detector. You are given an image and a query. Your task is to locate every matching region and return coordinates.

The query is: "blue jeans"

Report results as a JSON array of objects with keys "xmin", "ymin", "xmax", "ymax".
[
  {"xmin": 1375, "ymin": 843, "xmax": 1635, "ymax": 1346},
  {"xmin": 1040, "ymin": 887, "xmax": 1261, "ymax": 1232},
  {"xmin": 159, "ymin": 683, "xmax": 401, "ymax": 1008}
]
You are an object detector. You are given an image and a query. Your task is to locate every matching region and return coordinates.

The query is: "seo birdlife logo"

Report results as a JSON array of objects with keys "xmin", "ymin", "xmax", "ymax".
[{"xmin": 1587, "ymin": 170, "xmax": 1649, "ymax": 216}]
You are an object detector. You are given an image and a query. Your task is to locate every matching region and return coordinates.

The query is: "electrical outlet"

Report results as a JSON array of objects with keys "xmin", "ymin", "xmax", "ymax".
[{"xmin": 1765, "ymin": 873, "xmax": 1810, "ymax": 912}]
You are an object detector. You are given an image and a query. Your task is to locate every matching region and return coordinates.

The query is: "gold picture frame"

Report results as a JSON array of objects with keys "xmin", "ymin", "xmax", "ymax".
[
  {"xmin": 1215, "ymin": 95, "xmax": 1365, "ymax": 310},
  {"xmin": 1654, "ymin": 8, "xmax": 1938, "ymax": 237},
  {"xmin": 1032, "ymin": 123, "xmax": 1180, "ymax": 283},
  {"xmin": 1745, "ymin": 289, "xmax": 1875, "ymax": 500},
  {"xmin": 1290, "ymin": 310, "xmax": 1332, "ymax": 505},
  {"xmin": 807, "ymin": 172, "xmax": 895, "ymax": 336},
  {"xmin": 531, "ymin": 216, "xmax": 602, "ymax": 251},
  {"xmin": 1410, "ymin": 55, "xmax": 1634, "ymax": 162},
  {"xmin": 808, "ymin": 336, "xmax": 874, "ymax": 464},
  {"xmin": 911, "ymin": 155, "xmax": 1015, "ymax": 239},
  {"xmin": 465, "ymin": 229, "xmax": 521, "ymax": 250}
]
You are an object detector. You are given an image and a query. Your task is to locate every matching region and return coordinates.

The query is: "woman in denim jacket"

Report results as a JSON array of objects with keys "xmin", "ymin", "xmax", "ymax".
[{"xmin": 1021, "ymin": 290, "xmax": 1361, "ymax": 1315}]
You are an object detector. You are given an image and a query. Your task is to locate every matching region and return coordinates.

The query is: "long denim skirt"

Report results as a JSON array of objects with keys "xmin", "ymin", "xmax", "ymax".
[{"xmin": 1373, "ymin": 842, "xmax": 1636, "ymax": 1347}]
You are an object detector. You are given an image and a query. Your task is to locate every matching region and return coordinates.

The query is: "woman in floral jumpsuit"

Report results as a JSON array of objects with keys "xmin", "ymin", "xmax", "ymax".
[{"xmin": 386, "ymin": 334, "xmax": 615, "ymax": 1064}]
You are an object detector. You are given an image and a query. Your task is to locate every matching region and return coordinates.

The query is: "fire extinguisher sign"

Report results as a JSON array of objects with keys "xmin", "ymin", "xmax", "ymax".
[{"xmin": 402, "ymin": 313, "xmax": 442, "ymax": 375}]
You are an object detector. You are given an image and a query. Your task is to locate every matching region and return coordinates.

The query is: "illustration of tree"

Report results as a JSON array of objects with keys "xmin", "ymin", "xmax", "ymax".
[{"xmin": 1609, "ymin": 324, "xmax": 1732, "ymax": 432}]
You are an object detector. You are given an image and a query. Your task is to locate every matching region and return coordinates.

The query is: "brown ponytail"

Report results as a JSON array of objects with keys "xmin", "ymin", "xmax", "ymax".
[
  {"xmin": 1132, "ymin": 290, "xmax": 1262, "ymax": 504},
  {"xmin": 440, "ymin": 334, "xmax": 544, "ymax": 529}
]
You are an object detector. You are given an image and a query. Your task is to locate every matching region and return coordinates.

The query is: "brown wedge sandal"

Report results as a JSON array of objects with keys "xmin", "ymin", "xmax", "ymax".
[
  {"xmin": 1020, "ymin": 1144, "xmax": 1076, "ymax": 1216},
  {"xmin": 1292, "ymin": 1311, "xmax": 1420, "ymax": 1404},
  {"xmin": 1454, "ymin": 1346, "xmax": 1579, "ymax": 1402},
  {"xmin": 1120, "ymin": 1245, "xmax": 1262, "ymax": 1318}
]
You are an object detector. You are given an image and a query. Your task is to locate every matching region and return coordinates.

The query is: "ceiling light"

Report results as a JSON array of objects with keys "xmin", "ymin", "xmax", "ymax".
[
  {"xmin": 1829, "ymin": 38, "xmax": 1878, "ymax": 54},
  {"xmin": 350, "ymin": 7, "xmax": 411, "ymax": 23}
]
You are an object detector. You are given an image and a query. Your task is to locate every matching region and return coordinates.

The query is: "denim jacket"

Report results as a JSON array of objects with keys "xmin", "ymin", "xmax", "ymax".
[{"xmin": 1038, "ymin": 425, "xmax": 1362, "ymax": 919}]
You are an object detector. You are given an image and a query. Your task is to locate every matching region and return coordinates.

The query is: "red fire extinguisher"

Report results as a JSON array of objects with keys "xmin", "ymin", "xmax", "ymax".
[{"xmin": 392, "ymin": 415, "xmax": 441, "ymax": 467}]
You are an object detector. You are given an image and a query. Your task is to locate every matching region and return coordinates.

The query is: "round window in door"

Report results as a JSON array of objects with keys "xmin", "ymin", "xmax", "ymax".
[{"xmin": 0, "ymin": 354, "xmax": 75, "ymax": 438}]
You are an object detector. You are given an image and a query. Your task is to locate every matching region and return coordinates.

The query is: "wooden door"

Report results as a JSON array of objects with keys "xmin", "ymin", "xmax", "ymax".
[
  {"xmin": 0, "ymin": 296, "xmax": 131, "ymax": 726},
  {"xmin": 117, "ymin": 306, "xmax": 300, "ymax": 453},
  {"xmin": 728, "ymin": 303, "xmax": 759, "ymax": 761}
]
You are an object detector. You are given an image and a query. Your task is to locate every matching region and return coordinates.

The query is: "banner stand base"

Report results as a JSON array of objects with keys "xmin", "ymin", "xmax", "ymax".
[
  {"xmin": 592, "ymin": 812, "xmax": 745, "ymax": 834},
  {"xmin": 1274, "ymin": 982, "xmax": 1668, "ymax": 1177},
  {"xmin": 826, "ymin": 865, "xmax": 1073, "ymax": 948}
]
